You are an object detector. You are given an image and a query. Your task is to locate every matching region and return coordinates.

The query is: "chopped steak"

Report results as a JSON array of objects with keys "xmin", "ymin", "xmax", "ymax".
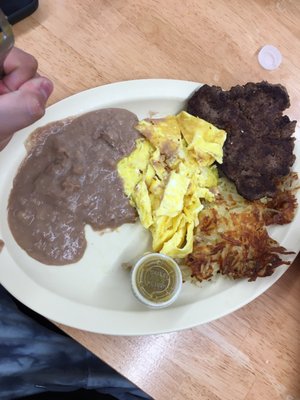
[{"xmin": 187, "ymin": 81, "xmax": 296, "ymax": 200}]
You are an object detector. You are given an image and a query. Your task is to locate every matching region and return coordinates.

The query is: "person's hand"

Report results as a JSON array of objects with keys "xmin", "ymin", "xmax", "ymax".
[{"xmin": 0, "ymin": 47, "xmax": 53, "ymax": 150}]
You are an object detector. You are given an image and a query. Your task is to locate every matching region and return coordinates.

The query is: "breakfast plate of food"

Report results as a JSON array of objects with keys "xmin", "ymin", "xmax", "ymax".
[{"xmin": 0, "ymin": 79, "xmax": 299, "ymax": 335}]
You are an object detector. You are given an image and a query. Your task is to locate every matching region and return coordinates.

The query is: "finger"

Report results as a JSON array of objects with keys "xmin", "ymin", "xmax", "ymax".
[
  {"xmin": 19, "ymin": 76, "xmax": 53, "ymax": 96},
  {"xmin": 0, "ymin": 48, "xmax": 38, "ymax": 92},
  {"xmin": 0, "ymin": 72, "xmax": 42, "ymax": 95},
  {"xmin": 0, "ymin": 77, "xmax": 53, "ymax": 143}
]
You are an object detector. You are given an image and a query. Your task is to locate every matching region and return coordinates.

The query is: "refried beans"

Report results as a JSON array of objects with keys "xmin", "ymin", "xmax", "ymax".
[{"xmin": 8, "ymin": 108, "xmax": 140, "ymax": 265}]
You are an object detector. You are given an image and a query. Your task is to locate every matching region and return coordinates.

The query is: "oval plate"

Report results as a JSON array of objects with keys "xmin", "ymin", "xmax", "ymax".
[{"xmin": 0, "ymin": 79, "xmax": 299, "ymax": 335}]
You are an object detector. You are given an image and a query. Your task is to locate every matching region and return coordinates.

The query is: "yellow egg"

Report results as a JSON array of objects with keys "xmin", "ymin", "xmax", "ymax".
[
  {"xmin": 197, "ymin": 165, "xmax": 219, "ymax": 188},
  {"xmin": 151, "ymin": 214, "xmax": 184, "ymax": 252},
  {"xmin": 117, "ymin": 138, "xmax": 153, "ymax": 197},
  {"xmin": 136, "ymin": 116, "xmax": 181, "ymax": 159},
  {"xmin": 145, "ymin": 164, "xmax": 155, "ymax": 187},
  {"xmin": 151, "ymin": 153, "xmax": 168, "ymax": 181},
  {"xmin": 156, "ymin": 171, "xmax": 190, "ymax": 218},
  {"xmin": 132, "ymin": 181, "xmax": 153, "ymax": 228},
  {"xmin": 177, "ymin": 111, "xmax": 227, "ymax": 165},
  {"xmin": 183, "ymin": 192, "xmax": 203, "ymax": 225},
  {"xmin": 160, "ymin": 217, "xmax": 194, "ymax": 258},
  {"xmin": 117, "ymin": 111, "xmax": 227, "ymax": 258}
]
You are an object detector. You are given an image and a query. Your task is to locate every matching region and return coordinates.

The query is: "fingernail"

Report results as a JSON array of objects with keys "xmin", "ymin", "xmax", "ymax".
[
  {"xmin": 27, "ymin": 97, "xmax": 45, "ymax": 118},
  {"xmin": 40, "ymin": 79, "xmax": 53, "ymax": 100}
]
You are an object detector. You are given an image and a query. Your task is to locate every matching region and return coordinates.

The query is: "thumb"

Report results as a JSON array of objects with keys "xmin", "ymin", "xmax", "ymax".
[{"xmin": 0, "ymin": 77, "xmax": 53, "ymax": 144}]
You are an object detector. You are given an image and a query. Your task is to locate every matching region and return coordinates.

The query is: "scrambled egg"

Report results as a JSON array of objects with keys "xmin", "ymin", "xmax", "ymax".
[{"xmin": 117, "ymin": 111, "xmax": 227, "ymax": 258}]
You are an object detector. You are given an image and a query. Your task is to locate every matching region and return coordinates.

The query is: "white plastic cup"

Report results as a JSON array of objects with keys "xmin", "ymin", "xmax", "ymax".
[{"xmin": 131, "ymin": 253, "xmax": 182, "ymax": 309}]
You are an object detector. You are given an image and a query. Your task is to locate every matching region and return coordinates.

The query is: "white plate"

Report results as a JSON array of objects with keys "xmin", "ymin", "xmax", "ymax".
[{"xmin": 0, "ymin": 79, "xmax": 299, "ymax": 336}]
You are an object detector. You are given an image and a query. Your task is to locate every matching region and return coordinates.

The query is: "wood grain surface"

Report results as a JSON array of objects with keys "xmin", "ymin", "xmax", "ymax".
[{"xmin": 10, "ymin": 1, "xmax": 300, "ymax": 399}]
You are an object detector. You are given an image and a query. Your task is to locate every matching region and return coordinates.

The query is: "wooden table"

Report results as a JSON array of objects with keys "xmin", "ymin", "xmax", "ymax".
[{"xmin": 12, "ymin": 1, "xmax": 300, "ymax": 399}]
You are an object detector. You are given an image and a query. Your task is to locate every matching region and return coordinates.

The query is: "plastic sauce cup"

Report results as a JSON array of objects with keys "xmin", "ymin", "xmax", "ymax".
[{"xmin": 131, "ymin": 253, "xmax": 182, "ymax": 309}]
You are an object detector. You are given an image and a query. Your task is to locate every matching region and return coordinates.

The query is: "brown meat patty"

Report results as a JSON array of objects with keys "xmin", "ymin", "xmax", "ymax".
[{"xmin": 187, "ymin": 81, "xmax": 296, "ymax": 200}]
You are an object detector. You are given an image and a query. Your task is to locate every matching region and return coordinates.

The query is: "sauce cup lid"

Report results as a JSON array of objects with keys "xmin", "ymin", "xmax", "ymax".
[
  {"xmin": 131, "ymin": 253, "xmax": 182, "ymax": 309},
  {"xmin": 258, "ymin": 45, "xmax": 282, "ymax": 70}
]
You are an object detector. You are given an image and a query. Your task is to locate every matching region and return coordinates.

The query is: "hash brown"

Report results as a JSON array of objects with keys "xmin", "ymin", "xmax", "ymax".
[{"xmin": 183, "ymin": 173, "xmax": 298, "ymax": 282}]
